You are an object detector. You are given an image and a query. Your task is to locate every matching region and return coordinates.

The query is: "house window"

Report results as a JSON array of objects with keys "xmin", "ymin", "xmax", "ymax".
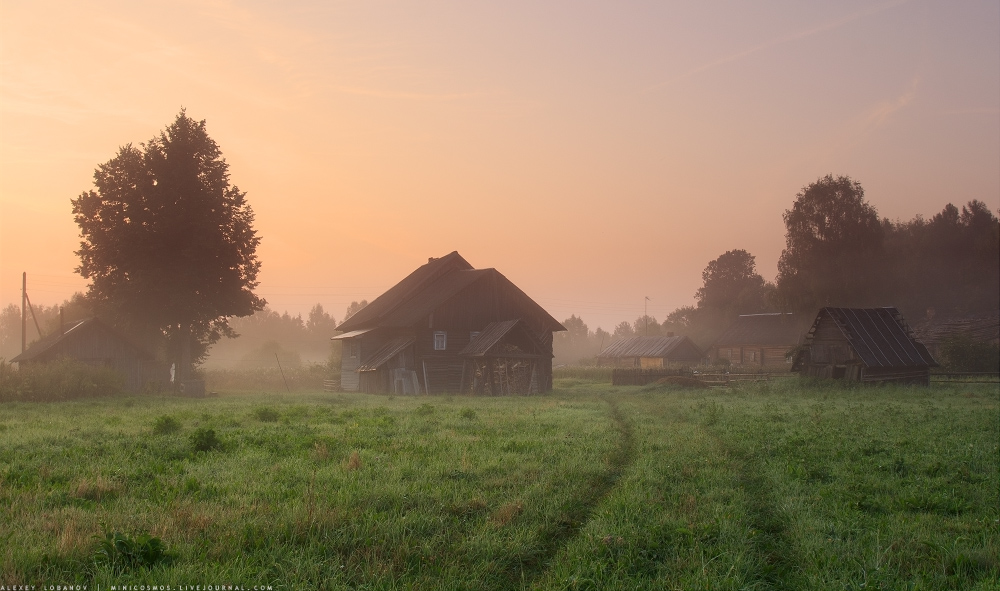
[
  {"xmin": 747, "ymin": 351, "xmax": 756, "ymax": 362},
  {"xmin": 434, "ymin": 331, "xmax": 447, "ymax": 350},
  {"xmin": 350, "ymin": 343, "xmax": 358, "ymax": 358}
]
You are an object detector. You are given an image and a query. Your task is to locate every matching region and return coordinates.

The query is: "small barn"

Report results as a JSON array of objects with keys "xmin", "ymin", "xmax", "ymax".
[
  {"xmin": 597, "ymin": 335, "xmax": 703, "ymax": 368},
  {"xmin": 792, "ymin": 307, "xmax": 938, "ymax": 384},
  {"xmin": 709, "ymin": 313, "xmax": 802, "ymax": 368},
  {"xmin": 333, "ymin": 252, "xmax": 565, "ymax": 395},
  {"xmin": 9, "ymin": 317, "xmax": 167, "ymax": 392}
]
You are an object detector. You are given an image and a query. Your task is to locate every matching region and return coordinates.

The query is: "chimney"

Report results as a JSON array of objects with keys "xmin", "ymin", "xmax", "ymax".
[
  {"xmin": 60, "ymin": 307, "xmax": 64, "ymax": 336},
  {"xmin": 667, "ymin": 331, "xmax": 675, "ymax": 337}
]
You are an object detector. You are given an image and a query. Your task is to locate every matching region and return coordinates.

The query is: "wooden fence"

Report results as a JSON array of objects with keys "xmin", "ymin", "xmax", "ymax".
[{"xmin": 611, "ymin": 368, "xmax": 796, "ymax": 387}]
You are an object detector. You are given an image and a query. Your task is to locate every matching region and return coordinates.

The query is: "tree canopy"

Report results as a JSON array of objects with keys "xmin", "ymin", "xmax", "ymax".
[
  {"xmin": 72, "ymin": 110, "xmax": 265, "ymax": 375},
  {"xmin": 776, "ymin": 174, "xmax": 884, "ymax": 312},
  {"xmin": 696, "ymin": 250, "xmax": 770, "ymax": 317}
]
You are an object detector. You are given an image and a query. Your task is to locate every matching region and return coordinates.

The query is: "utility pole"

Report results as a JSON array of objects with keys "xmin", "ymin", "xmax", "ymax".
[
  {"xmin": 644, "ymin": 296, "xmax": 650, "ymax": 336},
  {"xmin": 21, "ymin": 272, "xmax": 26, "ymax": 354}
]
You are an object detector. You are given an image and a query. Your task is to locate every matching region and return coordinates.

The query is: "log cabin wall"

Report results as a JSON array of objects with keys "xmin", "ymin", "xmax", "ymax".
[{"xmin": 333, "ymin": 254, "xmax": 563, "ymax": 394}]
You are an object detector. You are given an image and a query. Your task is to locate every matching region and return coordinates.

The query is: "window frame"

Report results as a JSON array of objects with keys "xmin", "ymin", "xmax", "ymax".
[{"xmin": 433, "ymin": 331, "xmax": 447, "ymax": 351}]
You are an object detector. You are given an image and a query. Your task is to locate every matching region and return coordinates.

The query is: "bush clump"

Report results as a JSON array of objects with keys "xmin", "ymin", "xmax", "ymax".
[
  {"xmin": 190, "ymin": 427, "xmax": 222, "ymax": 452},
  {"xmin": 94, "ymin": 531, "xmax": 174, "ymax": 573},
  {"xmin": 251, "ymin": 406, "xmax": 281, "ymax": 422},
  {"xmin": 152, "ymin": 415, "xmax": 182, "ymax": 435},
  {"xmin": 0, "ymin": 358, "xmax": 125, "ymax": 402},
  {"xmin": 940, "ymin": 336, "xmax": 1000, "ymax": 372}
]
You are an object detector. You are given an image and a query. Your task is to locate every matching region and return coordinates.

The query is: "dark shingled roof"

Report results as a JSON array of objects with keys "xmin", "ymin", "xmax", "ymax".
[
  {"xmin": 357, "ymin": 336, "xmax": 415, "ymax": 372},
  {"xmin": 336, "ymin": 252, "xmax": 563, "ymax": 333},
  {"xmin": 598, "ymin": 335, "xmax": 701, "ymax": 359},
  {"xmin": 10, "ymin": 317, "xmax": 155, "ymax": 363},
  {"xmin": 812, "ymin": 307, "xmax": 937, "ymax": 368},
  {"xmin": 337, "ymin": 252, "xmax": 473, "ymax": 332},
  {"xmin": 713, "ymin": 313, "xmax": 802, "ymax": 347}
]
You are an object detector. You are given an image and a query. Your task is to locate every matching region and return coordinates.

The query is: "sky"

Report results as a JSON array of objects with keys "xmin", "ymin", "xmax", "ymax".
[{"xmin": 1, "ymin": 0, "xmax": 998, "ymax": 333}]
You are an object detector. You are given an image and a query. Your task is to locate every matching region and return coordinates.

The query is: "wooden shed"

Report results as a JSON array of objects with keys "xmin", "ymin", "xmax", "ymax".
[
  {"xmin": 333, "ymin": 252, "xmax": 565, "ymax": 395},
  {"xmin": 709, "ymin": 313, "xmax": 802, "ymax": 368},
  {"xmin": 597, "ymin": 335, "xmax": 703, "ymax": 368},
  {"xmin": 9, "ymin": 317, "xmax": 168, "ymax": 392},
  {"xmin": 792, "ymin": 307, "xmax": 938, "ymax": 384}
]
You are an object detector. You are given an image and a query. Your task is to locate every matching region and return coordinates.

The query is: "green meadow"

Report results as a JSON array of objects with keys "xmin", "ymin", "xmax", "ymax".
[{"xmin": 1, "ymin": 378, "xmax": 997, "ymax": 590}]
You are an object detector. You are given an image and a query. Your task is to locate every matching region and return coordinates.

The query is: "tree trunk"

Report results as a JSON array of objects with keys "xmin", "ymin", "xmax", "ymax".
[{"xmin": 179, "ymin": 322, "xmax": 192, "ymax": 384}]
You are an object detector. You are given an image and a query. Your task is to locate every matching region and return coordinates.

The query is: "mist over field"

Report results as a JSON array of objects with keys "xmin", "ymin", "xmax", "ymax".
[{"xmin": 1, "ymin": 1, "xmax": 998, "ymax": 586}]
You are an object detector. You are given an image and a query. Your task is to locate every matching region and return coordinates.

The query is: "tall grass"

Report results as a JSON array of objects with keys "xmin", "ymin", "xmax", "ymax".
[
  {"xmin": 201, "ymin": 363, "xmax": 334, "ymax": 393},
  {"xmin": 0, "ymin": 358, "xmax": 125, "ymax": 402},
  {"xmin": 0, "ymin": 379, "xmax": 995, "ymax": 589}
]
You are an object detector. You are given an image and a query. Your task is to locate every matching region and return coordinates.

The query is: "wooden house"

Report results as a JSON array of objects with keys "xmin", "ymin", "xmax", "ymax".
[
  {"xmin": 597, "ymin": 335, "xmax": 702, "ymax": 368},
  {"xmin": 709, "ymin": 313, "xmax": 802, "ymax": 368},
  {"xmin": 9, "ymin": 317, "xmax": 168, "ymax": 392},
  {"xmin": 910, "ymin": 311, "xmax": 1000, "ymax": 362},
  {"xmin": 792, "ymin": 307, "xmax": 937, "ymax": 384},
  {"xmin": 333, "ymin": 252, "xmax": 565, "ymax": 395}
]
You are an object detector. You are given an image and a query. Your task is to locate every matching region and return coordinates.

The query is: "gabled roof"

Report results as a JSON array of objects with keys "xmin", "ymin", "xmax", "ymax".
[
  {"xmin": 336, "ymin": 252, "xmax": 564, "ymax": 333},
  {"xmin": 10, "ymin": 317, "xmax": 155, "ymax": 363},
  {"xmin": 713, "ymin": 313, "xmax": 802, "ymax": 347},
  {"xmin": 357, "ymin": 336, "xmax": 415, "ymax": 372},
  {"xmin": 810, "ymin": 307, "xmax": 937, "ymax": 368},
  {"xmin": 460, "ymin": 320, "xmax": 545, "ymax": 357},
  {"xmin": 598, "ymin": 335, "xmax": 700, "ymax": 359},
  {"xmin": 337, "ymin": 252, "xmax": 473, "ymax": 332}
]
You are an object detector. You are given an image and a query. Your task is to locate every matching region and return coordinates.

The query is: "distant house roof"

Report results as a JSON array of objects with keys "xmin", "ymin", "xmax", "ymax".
[
  {"xmin": 713, "ymin": 313, "xmax": 802, "ymax": 347},
  {"xmin": 336, "ymin": 251, "xmax": 564, "ymax": 333},
  {"xmin": 809, "ymin": 307, "xmax": 937, "ymax": 368},
  {"xmin": 10, "ymin": 317, "xmax": 155, "ymax": 363},
  {"xmin": 598, "ymin": 335, "xmax": 701, "ymax": 359},
  {"xmin": 911, "ymin": 312, "xmax": 1000, "ymax": 346}
]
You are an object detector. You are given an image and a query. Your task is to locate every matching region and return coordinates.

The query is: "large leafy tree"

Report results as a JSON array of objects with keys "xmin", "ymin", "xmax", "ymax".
[
  {"xmin": 695, "ymin": 250, "xmax": 771, "ymax": 318},
  {"xmin": 776, "ymin": 175, "xmax": 884, "ymax": 312},
  {"xmin": 72, "ymin": 110, "xmax": 265, "ymax": 378}
]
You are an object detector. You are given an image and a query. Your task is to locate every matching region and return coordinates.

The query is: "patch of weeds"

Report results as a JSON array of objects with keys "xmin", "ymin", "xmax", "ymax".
[
  {"xmin": 152, "ymin": 415, "xmax": 182, "ymax": 435},
  {"xmin": 93, "ymin": 531, "xmax": 175, "ymax": 573},
  {"xmin": 251, "ymin": 406, "xmax": 280, "ymax": 422},
  {"xmin": 490, "ymin": 501, "xmax": 523, "ymax": 526},
  {"xmin": 459, "ymin": 408, "xmax": 477, "ymax": 420},
  {"xmin": 183, "ymin": 476, "xmax": 201, "ymax": 495},
  {"xmin": 190, "ymin": 428, "xmax": 222, "ymax": 453},
  {"xmin": 312, "ymin": 440, "xmax": 330, "ymax": 462},
  {"xmin": 415, "ymin": 403, "xmax": 436, "ymax": 416}
]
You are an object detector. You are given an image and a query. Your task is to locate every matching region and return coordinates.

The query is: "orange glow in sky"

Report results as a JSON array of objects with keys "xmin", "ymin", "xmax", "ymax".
[{"xmin": 2, "ymin": 0, "xmax": 998, "ymax": 331}]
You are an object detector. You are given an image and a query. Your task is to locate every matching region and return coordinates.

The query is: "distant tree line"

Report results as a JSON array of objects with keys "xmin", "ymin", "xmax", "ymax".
[{"xmin": 554, "ymin": 174, "xmax": 999, "ymax": 365}]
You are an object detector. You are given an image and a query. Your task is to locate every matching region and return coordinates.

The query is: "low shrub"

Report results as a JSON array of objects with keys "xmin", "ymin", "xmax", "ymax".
[
  {"xmin": 152, "ymin": 415, "xmax": 182, "ymax": 435},
  {"xmin": 940, "ymin": 336, "xmax": 1000, "ymax": 372},
  {"xmin": 190, "ymin": 427, "xmax": 222, "ymax": 452},
  {"xmin": 251, "ymin": 406, "xmax": 280, "ymax": 422},
  {"xmin": 93, "ymin": 531, "xmax": 174, "ymax": 573},
  {"xmin": 0, "ymin": 358, "xmax": 125, "ymax": 402}
]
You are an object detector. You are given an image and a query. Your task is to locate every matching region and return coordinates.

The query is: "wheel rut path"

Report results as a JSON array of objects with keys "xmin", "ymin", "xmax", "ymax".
[{"xmin": 509, "ymin": 394, "xmax": 636, "ymax": 589}]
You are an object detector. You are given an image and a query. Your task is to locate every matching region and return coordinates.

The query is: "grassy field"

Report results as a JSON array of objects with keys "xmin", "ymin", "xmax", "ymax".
[{"xmin": 0, "ymin": 377, "xmax": 996, "ymax": 589}]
